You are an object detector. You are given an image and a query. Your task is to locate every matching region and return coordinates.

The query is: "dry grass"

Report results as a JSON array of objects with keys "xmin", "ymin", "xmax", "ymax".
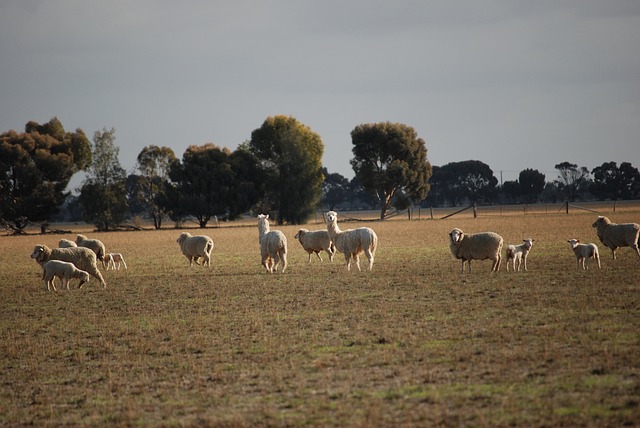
[{"xmin": 1, "ymin": 209, "xmax": 639, "ymax": 426}]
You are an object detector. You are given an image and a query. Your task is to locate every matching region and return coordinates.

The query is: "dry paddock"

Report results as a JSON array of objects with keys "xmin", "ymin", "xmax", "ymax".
[{"xmin": 1, "ymin": 209, "xmax": 639, "ymax": 426}]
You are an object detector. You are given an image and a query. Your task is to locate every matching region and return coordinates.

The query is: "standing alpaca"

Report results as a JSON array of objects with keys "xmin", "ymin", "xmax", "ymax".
[
  {"xmin": 257, "ymin": 214, "xmax": 287, "ymax": 273},
  {"xmin": 325, "ymin": 211, "xmax": 378, "ymax": 271}
]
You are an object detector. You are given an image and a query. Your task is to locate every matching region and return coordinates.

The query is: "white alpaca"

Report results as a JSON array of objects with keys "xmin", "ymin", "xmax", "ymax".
[
  {"xmin": 257, "ymin": 214, "xmax": 287, "ymax": 273},
  {"xmin": 325, "ymin": 211, "xmax": 377, "ymax": 271}
]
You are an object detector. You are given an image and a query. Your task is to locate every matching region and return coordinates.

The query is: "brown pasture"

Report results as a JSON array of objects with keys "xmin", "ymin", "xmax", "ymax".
[{"xmin": 1, "ymin": 209, "xmax": 639, "ymax": 426}]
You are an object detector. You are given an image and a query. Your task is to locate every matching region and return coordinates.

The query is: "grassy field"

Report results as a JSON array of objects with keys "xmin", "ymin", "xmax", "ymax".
[{"xmin": 1, "ymin": 209, "xmax": 639, "ymax": 426}]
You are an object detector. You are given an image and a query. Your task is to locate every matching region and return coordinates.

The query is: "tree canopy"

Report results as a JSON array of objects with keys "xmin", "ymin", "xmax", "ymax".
[
  {"xmin": 350, "ymin": 122, "xmax": 431, "ymax": 219},
  {"xmin": 79, "ymin": 128, "xmax": 128, "ymax": 231},
  {"xmin": 247, "ymin": 115, "xmax": 324, "ymax": 224},
  {"xmin": 428, "ymin": 160, "xmax": 498, "ymax": 207},
  {"xmin": 0, "ymin": 117, "xmax": 91, "ymax": 232},
  {"xmin": 590, "ymin": 161, "xmax": 640, "ymax": 200},
  {"xmin": 554, "ymin": 162, "xmax": 591, "ymax": 202}
]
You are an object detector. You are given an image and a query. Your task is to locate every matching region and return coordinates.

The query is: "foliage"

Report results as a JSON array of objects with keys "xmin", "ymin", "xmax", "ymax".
[
  {"xmin": 428, "ymin": 160, "xmax": 498, "ymax": 207},
  {"xmin": 127, "ymin": 145, "xmax": 178, "ymax": 229},
  {"xmin": 590, "ymin": 161, "xmax": 640, "ymax": 200},
  {"xmin": 321, "ymin": 168, "xmax": 349, "ymax": 210},
  {"xmin": 350, "ymin": 122, "xmax": 432, "ymax": 220},
  {"xmin": 0, "ymin": 117, "xmax": 91, "ymax": 232},
  {"xmin": 168, "ymin": 143, "xmax": 262, "ymax": 227},
  {"xmin": 248, "ymin": 115, "xmax": 324, "ymax": 224},
  {"xmin": 554, "ymin": 161, "xmax": 591, "ymax": 202},
  {"xmin": 519, "ymin": 168, "xmax": 546, "ymax": 203},
  {"xmin": 78, "ymin": 128, "xmax": 128, "ymax": 231}
]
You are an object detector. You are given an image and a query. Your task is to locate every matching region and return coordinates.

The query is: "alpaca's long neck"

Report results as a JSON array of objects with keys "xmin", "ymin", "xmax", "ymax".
[
  {"xmin": 327, "ymin": 221, "xmax": 341, "ymax": 238},
  {"xmin": 258, "ymin": 222, "xmax": 270, "ymax": 239}
]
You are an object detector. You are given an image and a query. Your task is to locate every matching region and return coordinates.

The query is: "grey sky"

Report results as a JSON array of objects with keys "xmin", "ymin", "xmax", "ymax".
[{"xmin": 1, "ymin": 0, "xmax": 639, "ymax": 188}]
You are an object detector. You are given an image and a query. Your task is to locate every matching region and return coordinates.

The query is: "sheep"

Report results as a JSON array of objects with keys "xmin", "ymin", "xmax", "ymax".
[
  {"xmin": 325, "ymin": 211, "xmax": 377, "ymax": 271},
  {"xmin": 448, "ymin": 228, "xmax": 503, "ymax": 273},
  {"xmin": 257, "ymin": 214, "xmax": 287, "ymax": 273},
  {"xmin": 592, "ymin": 216, "xmax": 640, "ymax": 261},
  {"xmin": 104, "ymin": 253, "xmax": 127, "ymax": 270},
  {"xmin": 75, "ymin": 234, "xmax": 106, "ymax": 263},
  {"xmin": 41, "ymin": 260, "xmax": 90, "ymax": 291},
  {"xmin": 31, "ymin": 244, "xmax": 106, "ymax": 288},
  {"xmin": 58, "ymin": 239, "xmax": 77, "ymax": 248},
  {"xmin": 176, "ymin": 232, "xmax": 214, "ymax": 267},
  {"xmin": 294, "ymin": 228, "xmax": 336, "ymax": 263},
  {"xmin": 567, "ymin": 239, "xmax": 601, "ymax": 270},
  {"xmin": 505, "ymin": 238, "xmax": 534, "ymax": 272}
]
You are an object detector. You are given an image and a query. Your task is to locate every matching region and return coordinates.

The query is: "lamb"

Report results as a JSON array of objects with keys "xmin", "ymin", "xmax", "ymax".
[
  {"xmin": 176, "ymin": 232, "xmax": 214, "ymax": 267},
  {"xmin": 58, "ymin": 239, "xmax": 77, "ymax": 248},
  {"xmin": 257, "ymin": 214, "xmax": 287, "ymax": 273},
  {"xmin": 41, "ymin": 260, "xmax": 90, "ymax": 291},
  {"xmin": 567, "ymin": 239, "xmax": 601, "ymax": 270},
  {"xmin": 75, "ymin": 234, "xmax": 106, "ymax": 263},
  {"xmin": 448, "ymin": 228, "xmax": 503, "ymax": 273},
  {"xmin": 325, "ymin": 211, "xmax": 377, "ymax": 271},
  {"xmin": 294, "ymin": 228, "xmax": 335, "ymax": 263},
  {"xmin": 505, "ymin": 238, "xmax": 534, "ymax": 272},
  {"xmin": 592, "ymin": 216, "xmax": 640, "ymax": 261},
  {"xmin": 104, "ymin": 253, "xmax": 128, "ymax": 270},
  {"xmin": 31, "ymin": 244, "xmax": 106, "ymax": 288}
]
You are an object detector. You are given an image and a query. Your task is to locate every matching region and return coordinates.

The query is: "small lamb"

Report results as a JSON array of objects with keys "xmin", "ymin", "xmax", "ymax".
[
  {"xmin": 505, "ymin": 239, "xmax": 534, "ymax": 272},
  {"xmin": 294, "ymin": 228, "xmax": 335, "ymax": 263},
  {"xmin": 567, "ymin": 239, "xmax": 601, "ymax": 270},
  {"xmin": 42, "ymin": 260, "xmax": 91, "ymax": 291},
  {"xmin": 104, "ymin": 253, "xmax": 127, "ymax": 270}
]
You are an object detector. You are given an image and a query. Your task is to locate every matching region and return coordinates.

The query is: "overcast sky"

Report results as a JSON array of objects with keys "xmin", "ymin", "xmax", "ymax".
[{"xmin": 1, "ymin": 0, "xmax": 639, "ymax": 188}]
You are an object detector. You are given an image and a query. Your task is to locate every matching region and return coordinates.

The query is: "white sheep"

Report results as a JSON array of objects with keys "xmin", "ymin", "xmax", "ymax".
[
  {"xmin": 104, "ymin": 253, "xmax": 128, "ymax": 270},
  {"xmin": 325, "ymin": 211, "xmax": 377, "ymax": 271},
  {"xmin": 58, "ymin": 239, "xmax": 77, "ymax": 248},
  {"xmin": 294, "ymin": 228, "xmax": 335, "ymax": 263},
  {"xmin": 176, "ymin": 232, "xmax": 214, "ymax": 267},
  {"xmin": 257, "ymin": 214, "xmax": 287, "ymax": 273},
  {"xmin": 449, "ymin": 228, "xmax": 503, "ymax": 273},
  {"xmin": 592, "ymin": 216, "xmax": 640, "ymax": 261},
  {"xmin": 75, "ymin": 234, "xmax": 106, "ymax": 264},
  {"xmin": 567, "ymin": 239, "xmax": 601, "ymax": 270},
  {"xmin": 31, "ymin": 244, "xmax": 106, "ymax": 288},
  {"xmin": 505, "ymin": 238, "xmax": 534, "ymax": 272},
  {"xmin": 41, "ymin": 260, "xmax": 90, "ymax": 291}
]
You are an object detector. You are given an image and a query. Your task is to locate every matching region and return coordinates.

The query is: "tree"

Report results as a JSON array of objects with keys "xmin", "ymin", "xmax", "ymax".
[
  {"xmin": 590, "ymin": 161, "xmax": 640, "ymax": 201},
  {"xmin": 128, "ymin": 145, "xmax": 178, "ymax": 229},
  {"xmin": 78, "ymin": 128, "xmax": 128, "ymax": 231},
  {"xmin": 554, "ymin": 162, "xmax": 591, "ymax": 202},
  {"xmin": 247, "ymin": 115, "xmax": 324, "ymax": 224},
  {"xmin": 428, "ymin": 160, "xmax": 498, "ymax": 206},
  {"xmin": 519, "ymin": 168, "xmax": 546, "ymax": 203},
  {"xmin": 321, "ymin": 168, "xmax": 349, "ymax": 210},
  {"xmin": 0, "ymin": 117, "xmax": 91, "ymax": 233},
  {"xmin": 501, "ymin": 180, "xmax": 521, "ymax": 204},
  {"xmin": 350, "ymin": 122, "xmax": 432, "ymax": 220}
]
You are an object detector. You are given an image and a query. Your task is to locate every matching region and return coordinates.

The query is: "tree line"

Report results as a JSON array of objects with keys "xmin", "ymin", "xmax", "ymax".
[{"xmin": 1, "ymin": 116, "xmax": 639, "ymax": 233}]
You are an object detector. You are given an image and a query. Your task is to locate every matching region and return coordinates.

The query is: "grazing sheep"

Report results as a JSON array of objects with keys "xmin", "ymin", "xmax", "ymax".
[
  {"xmin": 567, "ymin": 239, "xmax": 601, "ymax": 270},
  {"xmin": 505, "ymin": 238, "xmax": 535, "ymax": 272},
  {"xmin": 31, "ymin": 244, "xmax": 106, "ymax": 288},
  {"xmin": 449, "ymin": 228, "xmax": 503, "ymax": 273},
  {"xmin": 257, "ymin": 214, "xmax": 287, "ymax": 273},
  {"xmin": 42, "ymin": 260, "xmax": 90, "ymax": 291},
  {"xmin": 104, "ymin": 253, "xmax": 127, "ymax": 270},
  {"xmin": 176, "ymin": 233, "xmax": 214, "ymax": 267},
  {"xmin": 325, "ymin": 211, "xmax": 377, "ymax": 271},
  {"xmin": 592, "ymin": 216, "xmax": 640, "ymax": 260},
  {"xmin": 75, "ymin": 234, "xmax": 106, "ymax": 263},
  {"xmin": 58, "ymin": 239, "xmax": 77, "ymax": 248},
  {"xmin": 294, "ymin": 228, "xmax": 335, "ymax": 263}
]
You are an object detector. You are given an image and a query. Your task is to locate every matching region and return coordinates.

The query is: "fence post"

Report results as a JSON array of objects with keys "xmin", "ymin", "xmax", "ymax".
[
  {"xmin": 473, "ymin": 204, "xmax": 477, "ymax": 218},
  {"xmin": 566, "ymin": 201, "xmax": 569, "ymax": 214}
]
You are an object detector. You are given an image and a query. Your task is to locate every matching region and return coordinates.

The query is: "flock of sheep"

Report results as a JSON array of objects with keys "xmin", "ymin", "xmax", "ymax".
[
  {"xmin": 448, "ymin": 215, "xmax": 640, "ymax": 273},
  {"xmin": 29, "ymin": 213, "xmax": 639, "ymax": 291}
]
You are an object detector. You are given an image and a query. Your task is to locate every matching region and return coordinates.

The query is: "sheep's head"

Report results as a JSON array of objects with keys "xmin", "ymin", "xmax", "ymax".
[
  {"xmin": 294, "ymin": 229, "xmax": 308, "ymax": 240},
  {"xmin": 176, "ymin": 232, "xmax": 191, "ymax": 244},
  {"xmin": 31, "ymin": 244, "xmax": 49, "ymax": 263},
  {"xmin": 79, "ymin": 271, "xmax": 90, "ymax": 283},
  {"xmin": 326, "ymin": 211, "xmax": 338, "ymax": 225},
  {"xmin": 592, "ymin": 216, "xmax": 610, "ymax": 228},
  {"xmin": 75, "ymin": 234, "xmax": 87, "ymax": 244},
  {"xmin": 523, "ymin": 238, "xmax": 535, "ymax": 249},
  {"xmin": 449, "ymin": 228, "xmax": 464, "ymax": 245},
  {"xmin": 567, "ymin": 239, "xmax": 580, "ymax": 249}
]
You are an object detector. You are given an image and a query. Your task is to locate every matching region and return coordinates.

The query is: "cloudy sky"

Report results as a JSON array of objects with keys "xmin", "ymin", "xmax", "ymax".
[{"xmin": 1, "ymin": 1, "xmax": 639, "ymax": 188}]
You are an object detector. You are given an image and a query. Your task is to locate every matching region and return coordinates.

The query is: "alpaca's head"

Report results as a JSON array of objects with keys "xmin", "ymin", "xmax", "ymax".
[
  {"xmin": 326, "ymin": 211, "xmax": 338, "ymax": 226},
  {"xmin": 257, "ymin": 214, "xmax": 270, "ymax": 234}
]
